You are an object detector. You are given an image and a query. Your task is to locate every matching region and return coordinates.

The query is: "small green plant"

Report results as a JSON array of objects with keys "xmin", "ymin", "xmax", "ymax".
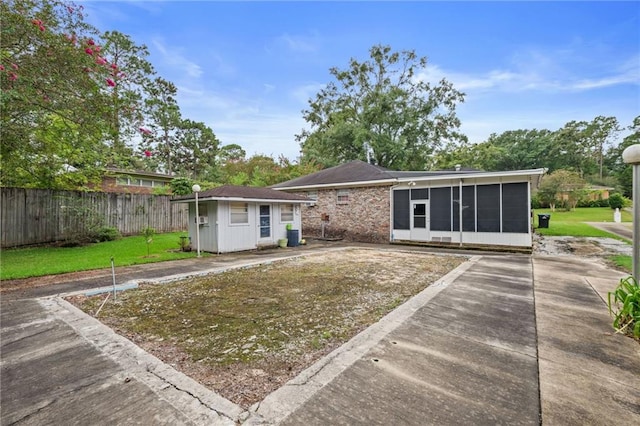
[
  {"xmin": 178, "ymin": 235, "xmax": 191, "ymax": 252},
  {"xmin": 141, "ymin": 227, "xmax": 156, "ymax": 257},
  {"xmin": 607, "ymin": 276, "xmax": 640, "ymax": 339},
  {"xmin": 96, "ymin": 226, "xmax": 121, "ymax": 242}
]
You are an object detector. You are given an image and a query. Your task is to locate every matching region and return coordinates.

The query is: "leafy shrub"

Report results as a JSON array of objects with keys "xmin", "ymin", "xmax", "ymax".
[
  {"xmin": 608, "ymin": 193, "xmax": 625, "ymax": 210},
  {"xmin": 608, "ymin": 276, "xmax": 640, "ymax": 339},
  {"xmin": 576, "ymin": 198, "xmax": 610, "ymax": 208},
  {"xmin": 531, "ymin": 194, "xmax": 543, "ymax": 209},
  {"xmin": 96, "ymin": 226, "xmax": 121, "ymax": 242},
  {"xmin": 170, "ymin": 177, "xmax": 194, "ymax": 196}
]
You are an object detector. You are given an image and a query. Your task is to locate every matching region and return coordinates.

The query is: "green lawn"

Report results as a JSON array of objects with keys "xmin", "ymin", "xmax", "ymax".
[
  {"xmin": 533, "ymin": 207, "xmax": 632, "ymax": 223},
  {"xmin": 532, "ymin": 207, "xmax": 632, "ymax": 273},
  {"xmin": 533, "ymin": 207, "xmax": 631, "ymax": 242},
  {"xmin": 1, "ymin": 232, "xmax": 200, "ymax": 280}
]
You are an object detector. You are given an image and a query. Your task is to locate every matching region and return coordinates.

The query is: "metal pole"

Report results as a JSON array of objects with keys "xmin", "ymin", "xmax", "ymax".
[
  {"xmin": 459, "ymin": 179, "xmax": 463, "ymax": 247},
  {"xmin": 111, "ymin": 256, "xmax": 116, "ymax": 301},
  {"xmin": 194, "ymin": 191, "xmax": 201, "ymax": 258},
  {"xmin": 622, "ymin": 144, "xmax": 640, "ymax": 283},
  {"xmin": 632, "ymin": 164, "xmax": 639, "ymax": 282}
]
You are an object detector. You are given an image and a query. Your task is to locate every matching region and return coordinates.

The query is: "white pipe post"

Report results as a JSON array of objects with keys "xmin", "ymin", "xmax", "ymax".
[
  {"xmin": 459, "ymin": 179, "xmax": 463, "ymax": 247},
  {"xmin": 622, "ymin": 144, "xmax": 640, "ymax": 282},
  {"xmin": 111, "ymin": 256, "xmax": 116, "ymax": 301},
  {"xmin": 192, "ymin": 184, "xmax": 202, "ymax": 258}
]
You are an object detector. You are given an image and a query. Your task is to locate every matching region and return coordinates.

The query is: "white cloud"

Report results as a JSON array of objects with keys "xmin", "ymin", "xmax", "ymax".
[
  {"xmin": 417, "ymin": 51, "xmax": 639, "ymax": 96},
  {"xmin": 290, "ymin": 82, "xmax": 326, "ymax": 105},
  {"xmin": 151, "ymin": 38, "xmax": 203, "ymax": 79},
  {"xmin": 276, "ymin": 33, "xmax": 320, "ymax": 53}
]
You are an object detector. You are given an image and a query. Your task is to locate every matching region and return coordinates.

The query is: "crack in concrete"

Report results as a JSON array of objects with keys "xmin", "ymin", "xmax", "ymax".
[{"xmin": 145, "ymin": 364, "xmax": 237, "ymax": 423}]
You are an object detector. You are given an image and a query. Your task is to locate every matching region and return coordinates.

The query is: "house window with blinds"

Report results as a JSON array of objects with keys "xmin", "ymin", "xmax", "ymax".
[
  {"xmin": 337, "ymin": 189, "xmax": 350, "ymax": 204},
  {"xmin": 230, "ymin": 202, "xmax": 249, "ymax": 224}
]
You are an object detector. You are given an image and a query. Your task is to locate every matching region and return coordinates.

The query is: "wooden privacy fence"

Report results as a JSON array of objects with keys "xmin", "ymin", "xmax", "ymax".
[{"xmin": 1, "ymin": 187, "xmax": 188, "ymax": 248}]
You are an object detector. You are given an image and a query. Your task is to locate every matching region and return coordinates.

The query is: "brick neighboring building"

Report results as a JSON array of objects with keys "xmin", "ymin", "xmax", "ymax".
[
  {"xmin": 272, "ymin": 160, "xmax": 545, "ymax": 250},
  {"xmin": 99, "ymin": 168, "xmax": 174, "ymax": 194}
]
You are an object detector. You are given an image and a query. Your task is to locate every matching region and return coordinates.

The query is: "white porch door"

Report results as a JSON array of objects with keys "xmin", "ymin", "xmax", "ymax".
[
  {"xmin": 258, "ymin": 205, "xmax": 271, "ymax": 241},
  {"xmin": 411, "ymin": 201, "xmax": 429, "ymax": 241}
]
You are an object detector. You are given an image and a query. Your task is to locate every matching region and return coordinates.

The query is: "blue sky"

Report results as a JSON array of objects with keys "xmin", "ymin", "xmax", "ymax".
[{"xmin": 84, "ymin": 1, "xmax": 640, "ymax": 161}]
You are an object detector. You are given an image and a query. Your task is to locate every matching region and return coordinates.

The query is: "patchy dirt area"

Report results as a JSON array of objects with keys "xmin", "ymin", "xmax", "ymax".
[
  {"xmin": 533, "ymin": 233, "xmax": 632, "ymax": 267},
  {"xmin": 67, "ymin": 248, "xmax": 465, "ymax": 408}
]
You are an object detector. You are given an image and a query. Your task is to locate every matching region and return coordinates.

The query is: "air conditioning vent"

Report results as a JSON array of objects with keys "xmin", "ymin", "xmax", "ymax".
[{"xmin": 198, "ymin": 216, "xmax": 208, "ymax": 224}]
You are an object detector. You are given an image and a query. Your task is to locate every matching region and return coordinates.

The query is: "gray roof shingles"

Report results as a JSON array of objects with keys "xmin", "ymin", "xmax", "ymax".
[{"xmin": 271, "ymin": 160, "xmax": 482, "ymax": 189}]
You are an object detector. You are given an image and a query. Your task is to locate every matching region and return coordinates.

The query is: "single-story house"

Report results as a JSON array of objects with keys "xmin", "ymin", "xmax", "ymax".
[
  {"xmin": 271, "ymin": 160, "xmax": 546, "ymax": 250},
  {"xmin": 172, "ymin": 185, "xmax": 310, "ymax": 253},
  {"xmin": 99, "ymin": 168, "xmax": 174, "ymax": 194}
]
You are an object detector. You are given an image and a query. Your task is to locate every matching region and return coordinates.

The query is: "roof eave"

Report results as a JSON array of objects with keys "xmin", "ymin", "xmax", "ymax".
[
  {"xmin": 272, "ymin": 178, "xmax": 398, "ymax": 191},
  {"xmin": 172, "ymin": 196, "xmax": 310, "ymax": 204}
]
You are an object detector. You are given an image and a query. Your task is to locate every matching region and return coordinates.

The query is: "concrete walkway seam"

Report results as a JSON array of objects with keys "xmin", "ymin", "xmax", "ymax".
[
  {"xmin": 43, "ymin": 297, "xmax": 244, "ymax": 425},
  {"xmin": 251, "ymin": 255, "xmax": 482, "ymax": 425}
]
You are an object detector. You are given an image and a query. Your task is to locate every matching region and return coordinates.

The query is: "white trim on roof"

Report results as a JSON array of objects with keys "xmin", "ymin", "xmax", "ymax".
[
  {"xmin": 272, "ymin": 178, "xmax": 398, "ymax": 191},
  {"xmin": 396, "ymin": 168, "xmax": 546, "ymax": 182},
  {"xmin": 173, "ymin": 196, "xmax": 310, "ymax": 204},
  {"xmin": 273, "ymin": 168, "xmax": 546, "ymax": 191}
]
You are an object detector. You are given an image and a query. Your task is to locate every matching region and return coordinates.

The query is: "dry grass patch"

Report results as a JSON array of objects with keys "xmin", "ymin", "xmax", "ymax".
[{"xmin": 69, "ymin": 248, "xmax": 465, "ymax": 407}]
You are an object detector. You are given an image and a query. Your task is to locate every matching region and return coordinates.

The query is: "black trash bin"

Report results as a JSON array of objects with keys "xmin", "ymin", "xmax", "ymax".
[
  {"xmin": 538, "ymin": 214, "xmax": 550, "ymax": 229},
  {"xmin": 287, "ymin": 229, "xmax": 299, "ymax": 247}
]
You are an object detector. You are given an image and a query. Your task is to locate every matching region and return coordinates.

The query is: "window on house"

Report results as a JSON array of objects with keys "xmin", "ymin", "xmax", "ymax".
[
  {"xmin": 307, "ymin": 191, "xmax": 318, "ymax": 201},
  {"xmin": 140, "ymin": 179, "xmax": 153, "ymax": 187},
  {"xmin": 281, "ymin": 204, "xmax": 294, "ymax": 222},
  {"xmin": 116, "ymin": 177, "xmax": 130, "ymax": 185},
  {"xmin": 337, "ymin": 189, "xmax": 350, "ymax": 204},
  {"xmin": 230, "ymin": 202, "xmax": 249, "ymax": 224}
]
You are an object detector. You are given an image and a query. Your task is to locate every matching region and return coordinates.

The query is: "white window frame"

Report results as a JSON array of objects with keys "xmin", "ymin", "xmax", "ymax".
[
  {"xmin": 337, "ymin": 189, "xmax": 350, "ymax": 205},
  {"xmin": 230, "ymin": 202, "xmax": 249, "ymax": 225},
  {"xmin": 280, "ymin": 204, "xmax": 294, "ymax": 222}
]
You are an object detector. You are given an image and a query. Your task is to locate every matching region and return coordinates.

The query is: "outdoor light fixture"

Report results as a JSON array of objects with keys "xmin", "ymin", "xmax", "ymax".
[
  {"xmin": 622, "ymin": 144, "xmax": 640, "ymax": 282},
  {"xmin": 192, "ymin": 184, "xmax": 202, "ymax": 258}
]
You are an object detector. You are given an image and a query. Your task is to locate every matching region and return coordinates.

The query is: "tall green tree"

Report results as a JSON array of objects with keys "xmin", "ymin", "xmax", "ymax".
[
  {"xmin": 606, "ymin": 115, "xmax": 640, "ymax": 197},
  {"xmin": 99, "ymin": 30, "xmax": 155, "ymax": 167},
  {"xmin": 174, "ymin": 119, "xmax": 219, "ymax": 180},
  {"xmin": 1, "ymin": 0, "xmax": 108, "ymax": 188},
  {"xmin": 585, "ymin": 116, "xmax": 621, "ymax": 180},
  {"xmin": 298, "ymin": 45, "xmax": 466, "ymax": 170},
  {"xmin": 434, "ymin": 129, "xmax": 554, "ymax": 171},
  {"xmin": 139, "ymin": 77, "xmax": 182, "ymax": 174}
]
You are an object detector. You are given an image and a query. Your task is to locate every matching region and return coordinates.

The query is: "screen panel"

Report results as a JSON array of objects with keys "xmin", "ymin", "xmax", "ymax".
[
  {"xmin": 430, "ymin": 187, "xmax": 452, "ymax": 231},
  {"xmin": 410, "ymin": 188, "xmax": 429, "ymax": 200},
  {"xmin": 502, "ymin": 182, "xmax": 528, "ymax": 233},
  {"xmin": 393, "ymin": 190, "xmax": 410, "ymax": 230},
  {"xmin": 477, "ymin": 185, "xmax": 500, "ymax": 232}
]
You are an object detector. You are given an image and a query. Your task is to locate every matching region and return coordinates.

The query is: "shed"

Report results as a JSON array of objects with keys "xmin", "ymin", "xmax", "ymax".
[{"xmin": 172, "ymin": 185, "xmax": 310, "ymax": 253}]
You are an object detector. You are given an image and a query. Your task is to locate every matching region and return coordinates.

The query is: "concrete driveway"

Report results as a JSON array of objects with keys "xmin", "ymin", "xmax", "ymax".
[{"xmin": 2, "ymin": 244, "xmax": 639, "ymax": 425}]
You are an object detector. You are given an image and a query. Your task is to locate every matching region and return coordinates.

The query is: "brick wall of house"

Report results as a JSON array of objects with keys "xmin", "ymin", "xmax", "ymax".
[{"xmin": 297, "ymin": 185, "xmax": 390, "ymax": 243}]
